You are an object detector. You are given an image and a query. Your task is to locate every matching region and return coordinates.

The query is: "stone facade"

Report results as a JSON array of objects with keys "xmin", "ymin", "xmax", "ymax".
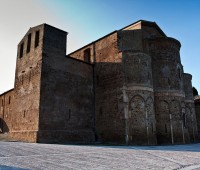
[
  {"xmin": 0, "ymin": 20, "xmax": 198, "ymax": 145},
  {"xmin": 195, "ymin": 96, "xmax": 200, "ymax": 139}
]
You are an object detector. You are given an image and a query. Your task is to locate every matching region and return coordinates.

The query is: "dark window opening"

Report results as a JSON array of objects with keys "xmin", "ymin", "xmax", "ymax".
[
  {"xmin": 68, "ymin": 109, "xmax": 71, "ymax": 120},
  {"xmin": 21, "ymin": 75, "xmax": 24, "ymax": 85},
  {"xmin": 99, "ymin": 107, "xmax": 103, "ymax": 115},
  {"xmin": 23, "ymin": 110, "xmax": 26, "ymax": 118},
  {"xmin": 35, "ymin": 31, "xmax": 39, "ymax": 48},
  {"xmin": 165, "ymin": 124, "xmax": 167, "ymax": 133},
  {"xmin": 178, "ymin": 67, "xmax": 182, "ymax": 79},
  {"xmin": 8, "ymin": 96, "xmax": 11, "ymax": 104},
  {"xmin": 168, "ymin": 78, "xmax": 171, "ymax": 86},
  {"xmin": 20, "ymin": 43, "xmax": 24, "ymax": 58},
  {"xmin": 148, "ymin": 72, "xmax": 151, "ymax": 80},
  {"xmin": 96, "ymin": 75, "xmax": 99, "ymax": 85},
  {"xmin": 183, "ymin": 113, "xmax": 187, "ymax": 128},
  {"xmin": 29, "ymin": 72, "xmax": 31, "ymax": 82},
  {"xmin": 84, "ymin": 48, "xmax": 91, "ymax": 63},
  {"xmin": 27, "ymin": 33, "xmax": 32, "ymax": 53},
  {"xmin": 1, "ymin": 99, "xmax": 3, "ymax": 106}
]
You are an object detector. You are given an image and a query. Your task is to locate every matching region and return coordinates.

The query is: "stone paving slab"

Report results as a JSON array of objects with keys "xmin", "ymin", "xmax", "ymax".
[{"xmin": 0, "ymin": 142, "xmax": 200, "ymax": 170}]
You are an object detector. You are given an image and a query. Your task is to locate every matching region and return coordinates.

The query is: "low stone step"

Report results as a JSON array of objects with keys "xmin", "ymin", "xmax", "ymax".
[{"xmin": 0, "ymin": 133, "xmax": 16, "ymax": 142}]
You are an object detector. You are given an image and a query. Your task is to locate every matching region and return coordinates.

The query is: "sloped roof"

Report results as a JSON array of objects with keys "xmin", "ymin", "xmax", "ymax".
[
  {"xmin": 69, "ymin": 20, "xmax": 166, "ymax": 55},
  {"xmin": 121, "ymin": 20, "xmax": 166, "ymax": 36}
]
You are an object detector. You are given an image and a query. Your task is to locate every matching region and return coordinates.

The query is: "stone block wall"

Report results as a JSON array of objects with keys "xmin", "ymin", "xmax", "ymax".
[
  {"xmin": 9, "ymin": 24, "xmax": 45, "ymax": 142},
  {"xmin": 0, "ymin": 89, "xmax": 14, "ymax": 133},
  {"xmin": 194, "ymin": 97, "xmax": 200, "ymax": 137},
  {"xmin": 1, "ymin": 20, "xmax": 198, "ymax": 145},
  {"xmin": 38, "ymin": 25, "xmax": 95, "ymax": 143},
  {"xmin": 70, "ymin": 32, "xmax": 126, "ymax": 144}
]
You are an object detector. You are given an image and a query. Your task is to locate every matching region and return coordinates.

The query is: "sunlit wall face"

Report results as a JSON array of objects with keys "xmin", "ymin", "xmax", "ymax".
[{"xmin": 0, "ymin": 0, "xmax": 200, "ymax": 94}]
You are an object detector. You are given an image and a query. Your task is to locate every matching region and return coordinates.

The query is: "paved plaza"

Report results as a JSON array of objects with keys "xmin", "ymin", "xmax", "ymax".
[{"xmin": 0, "ymin": 142, "xmax": 200, "ymax": 170}]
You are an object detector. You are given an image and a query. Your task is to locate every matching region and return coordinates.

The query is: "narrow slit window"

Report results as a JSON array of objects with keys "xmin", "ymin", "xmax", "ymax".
[
  {"xmin": 23, "ymin": 110, "xmax": 26, "ymax": 118},
  {"xmin": 21, "ymin": 75, "xmax": 24, "ymax": 85},
  {"xmin": 183, "ymin": 113, "xmax": 187, "ymax": 128},
  {"xmin": 96, "ymin": 75, "xmax": 99, "ymax": 85},
  {"xmin": 83, "ymin": 48, "xmax": 91, "ymax": 63},
  {"xmin": 99, "ymin": 107, "xmax": 103, "ymax": 115},
  {"xmin": 35, "ymin": 31, "xmax": 39, "ymax": 48},
  {"xmin": 27, "ymin": 33, "xmax": 32, "ymax": 53},
  {"xmin": 165, "ymin": 124, "xmax": 167, "ymax": 133},
  {"xmin": 68, "ymin": 109, "xmax": 71, "ymax": 120},
  {"xmin": 178, "ymin": 67, "xmax": 182, "ymax": 79},
  {"xmin": 29, "ymin": 72, "xmax": 31, "ymax": 82},
  {"xmin": 8, "ymin": 96, "xmax": 11, "ymax": 104},
  {"xmin": 20, "ymin": 43, "xmax": 24, "ymax": 58}
]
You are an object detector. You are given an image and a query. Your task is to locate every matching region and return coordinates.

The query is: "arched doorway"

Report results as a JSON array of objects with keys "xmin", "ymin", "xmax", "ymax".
[
  {"xmin": 156, "ymin": 100, "xmax": 171, "ymax": 144},
  {"xmin": 0, "ymin": 118, "xmax": 2, "ymax": 133},
  {"xmin": 129, "ymin": 95, "xmax": 146, "ymax": 145},
  {"xmin": 0, "ymin": 118, "xmax": 9, "ymax": 133}
]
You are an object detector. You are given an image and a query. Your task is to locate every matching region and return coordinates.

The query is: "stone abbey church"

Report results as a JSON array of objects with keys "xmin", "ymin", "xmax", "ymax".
[{"xmin": 0, "ymin": 20, "xmax": 199, "ymax": 145}]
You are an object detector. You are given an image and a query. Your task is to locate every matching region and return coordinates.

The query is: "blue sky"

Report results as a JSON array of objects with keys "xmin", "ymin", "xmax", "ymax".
[{"xmin": 0, "ymin": 0, "xmax": 200, "ymax": 93}]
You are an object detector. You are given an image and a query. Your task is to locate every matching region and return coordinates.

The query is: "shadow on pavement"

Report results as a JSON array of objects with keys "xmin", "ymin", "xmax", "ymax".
[{"xmin": 0, "ymin": 165, "xmax": 30, "ymax": 170}]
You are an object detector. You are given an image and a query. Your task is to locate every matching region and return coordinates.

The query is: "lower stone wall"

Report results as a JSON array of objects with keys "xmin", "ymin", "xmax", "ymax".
[
  {"xmin": 9, "ymin": 131, "xmax": 38, "ymax": 143},
  {"xmin": 37, "ymin": 130, "xmax": 95, "ymax": 143},
  {"xmin": 196, "ymin": 106, "xmax": 200, "ymax": 134},
  {"xmin": 154, "ymin": 93, "xmax": 198, "ymax": 145}
]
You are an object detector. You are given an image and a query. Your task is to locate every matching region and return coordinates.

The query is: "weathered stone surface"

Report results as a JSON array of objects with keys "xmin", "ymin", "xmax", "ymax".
[
  {"xmin": 194, "ymin": 96, "xmax": 200, "ymax": 140},
  {"xmin": 0, "ymin": 20, "xmax": 198, "ymax": 145}
]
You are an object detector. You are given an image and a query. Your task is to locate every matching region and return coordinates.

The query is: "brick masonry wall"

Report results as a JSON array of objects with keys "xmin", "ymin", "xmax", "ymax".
[
  {"xmin": 0, "ymin": 89, "xmax": 14, "ymax": 133},
  {"xmin": 1, "ymin": 20, "xmax": 198, "ymax": 145},
  {"xmin": 70, "ymin": 32, "xmax": 126, "ymax": 144},
  {"xmin": 118, "ymin": 28, "xmax": 156, "ymax": 145},
  {"xmin": 9, "ymin": 24, "xmax": 45, "ymax": 142},
  {"xmin": 38, "ymin": 25, "xmax": 95, "ymax": 143},
  {"xmin": 183, "ymin": 74, "xmax": 198, "ymax": 142},
  {"xmin": 195, "ymin": 98, "xmax": 200, "ymax": 136}
]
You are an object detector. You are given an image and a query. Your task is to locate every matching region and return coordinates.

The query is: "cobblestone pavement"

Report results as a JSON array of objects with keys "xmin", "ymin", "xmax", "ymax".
[{"xmin": 0, "ymin": 142, "xmax": 200, "ymax": 170}]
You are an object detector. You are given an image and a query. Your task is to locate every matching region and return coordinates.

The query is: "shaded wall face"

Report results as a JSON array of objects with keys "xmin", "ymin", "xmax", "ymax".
[
  {"xmin": 11, "ymin": 25, "xmax": 44, "ymax": 142},
  {"xmin": 39, "ymin": 58, "xmax": 94, "ymax": 143},
  {"xmin": 69, "ymin": 33, "xmax": 126, "ymax": 143},
  {"xmin": 183, "ymin": 74, "xmax": 198, "ymax": 142},
  {"xmin": 142, "ymin": 25, "xmax": 164, "ymax": 39},
  {"xmin": 94, "ymin": 33, "xmax": 125, "ymax": 143},
  {"xmin": 118, "ymin": 30, "xmax": 143, "ymax": 52},
  {"xmin": 148, "ymin": 37, "xmax": 197, "ymax": 144},
  {"xmin": 149, "ymin": 38, "xmax": 183, "ymax": 144},
  {"xmin": 183, "ymin": 74, "xmax": 193, "ymax": 101},
  {"xmin": 148, "ymin": 38, "xmax": 183, "ymax": 91},
  {"xmin": 70, "ymin": 44, "xmax": 94, "ymax": 63},
  {"xmin": 118, "ymin": 29, "xmax": 157, "ymax": 145},
  {"xmin": 195, "ymin": 101, "xmax": 200, "ymax": 135},
  {"xmin": 38, "ymin": 26, "xmax": 94, "ymax": 143},
  {"xmin": 122, "ymin": 51, "xmax": 156, "ymax": 145},
  {"xmin": 0, "ymin": 90, "xmax": 14, "ymax": 133},
  {"xmin": 123, "ymin": 52, "xmax": 153, "ymax": 86}
]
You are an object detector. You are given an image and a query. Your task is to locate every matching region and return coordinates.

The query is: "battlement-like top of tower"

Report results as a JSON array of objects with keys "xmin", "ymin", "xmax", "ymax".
[{"xmin": 18, "ymin": 23, "xmax": 68, "ymax": 46}]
